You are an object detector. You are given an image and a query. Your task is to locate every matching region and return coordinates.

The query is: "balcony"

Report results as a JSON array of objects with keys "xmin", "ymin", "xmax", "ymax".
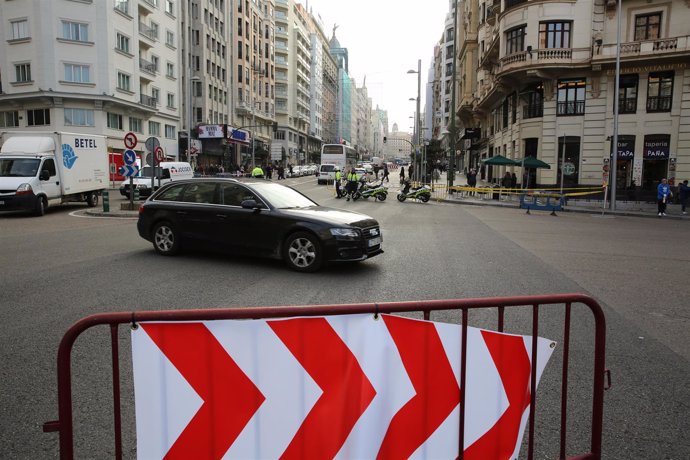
[
  {"xmin": 139, "ymin": 57, "xmax": 157, "ymax": 75},
  {"xmin": 138, "ymin": 22, "xmax": 158, "ymax": 41},
  {"xmin": 140, "ymin": 94, "xmax": 158, "ymax": 108},
  {"xmin": 523, "ymin": 103, "xmax": 543, "ymax": 119},
  {"xmin": 556, "ymin": 101, "xmax": 585, "ymax": 116},
  {"xmin": 593, "ymin": 35, "xmax": 690, "ymax": 63},
  {"xmin": 235, "ymin": 101, "xmax": 252, "ymax": 115},
  {"xmin": 498, "ymin": 47, "xmax": 591, "ymax": 76}
]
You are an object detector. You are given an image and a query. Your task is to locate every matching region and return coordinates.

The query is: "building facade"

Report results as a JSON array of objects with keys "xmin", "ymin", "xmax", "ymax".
[
  {"xmin": 440, "ymin": 0, "xmax": 690, "ymax": 198},
  {"xmin": 1, "ymin": 0, "xmax": 181, "ymax": 183}
]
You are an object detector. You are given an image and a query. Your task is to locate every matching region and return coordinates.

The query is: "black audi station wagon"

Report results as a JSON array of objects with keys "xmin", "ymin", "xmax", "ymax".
[{"xmin": 136, "ymin": 178, "xmax": 383, "ymax": 272}]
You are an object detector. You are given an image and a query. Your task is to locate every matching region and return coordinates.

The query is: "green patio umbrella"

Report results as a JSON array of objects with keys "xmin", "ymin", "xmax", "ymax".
[
  {"xmin": 516, "ymin": 156, "xmax": 550, "ymax": 169},
  {"xmin": 482, "ymin": 155, "xmax": 517, "ymax": 166}
]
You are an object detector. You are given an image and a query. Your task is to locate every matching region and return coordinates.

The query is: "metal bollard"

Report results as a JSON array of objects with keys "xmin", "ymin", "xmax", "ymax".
[{"xmin": 102, "ymin": 189, "xmax": 110, "ymax": 213}]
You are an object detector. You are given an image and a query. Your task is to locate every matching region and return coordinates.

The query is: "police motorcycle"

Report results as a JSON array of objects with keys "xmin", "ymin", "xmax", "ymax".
[
  {"xmin": 397, "ymin": 178, "xmax": 431, "ymax": 203},
  {"xmin": 353, "ymin": 178, "xmax": 388, "ymax": 201}
]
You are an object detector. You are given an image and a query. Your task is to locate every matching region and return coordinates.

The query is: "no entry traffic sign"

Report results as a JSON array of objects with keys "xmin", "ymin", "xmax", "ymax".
[
  {"xmin": 155, "ymin": 146, "xmax": 165, "ymax": 162},
  {"xmin": 124, "ymin": 132, "xmax": 138, "ymax": 150}
]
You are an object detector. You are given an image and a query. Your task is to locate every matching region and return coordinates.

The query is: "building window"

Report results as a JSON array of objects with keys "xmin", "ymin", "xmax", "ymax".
[
  {"xmin": 151, "ymin": 87, "xmax": 160, "ymax": 105},
  {"xmin": 167, "ymin": 93, "xmax": 175, "ymax": 108},
  {"xmin": 165, "ymin": 0, "xmax": 174, "ymax": 15},
  {"xmin": 618, "ymin": 74, "xmax": 638, "ymax": 114},
  {"xmin": 0, "ymin": 111, "xmax": 20, "ymax": 127},
  {"xmin": 15, "ymin": 63, "xmax": 32, "ymax": 82},
  {"xmin": 116, "ymin": 33, "xmax": 130, "ymax": 53},
  {"xmin": 117, "ymin": 72, "xmax": 131, "ymax": 91},
  {"xmin": 166, "ymin": 30, "xmax": 175, "ymax": 47},
  {"xmin": 238, "ymin": 65, "xmax": 243, "ymax": 83},
  {"xmin": 107, "ymin": 112, "xmax": 123, "ymax": 130},
  {"xmin": 557, "ymin": 79, "xmax": 586, "ymax": 115},
  {"xmin": 634, "ymin": 13, "xmax": 661, "ymax": 41},
  {"xmin": 11, "ymin": 19, "xmax": 29, "ymax": 40},
  {"xmin": 64, "ymin": 64, "xmax": 90, "ymax": 83},
  {"xmin": 64, "ymin": 108, "xmax": 95, "ymax": 127},
  {"xmin": 505, "ymin": 26, "xmax": 526, "ymax": 55},
  {"xmin": 539, "ymin": 21, "xmax": 571, "ymax": 49},
  {"xmin": 646, "ymin": 72, "xmax": 673, "ymax": 112},
  {"xmin": 165, "ymin": 124, "xmax": 176, "ymax": 139},
  {"xmin": 129, "ymin": 117, "xmax": 143, "ymax": 133},
  {"xmin": 523, "ymin": 83, "xmax": 544, "ymax": 119},
  {"xmin": 27, "ymin": 109, "xmax": 50, "ymax": 126},
  {"xmin": 166, "ymin": 62, "xmax": 174, "ymax": 78},
  {"xmin": 62, "ymin": 21, "xmax": 89, "ymax": 42},
  {"xmin": 115, "ymin": 0, "xmax": 129, "ymax": 15},
  {"xmin": 148, "ymin": 121, "xmax": 160, "ymax": 136}
]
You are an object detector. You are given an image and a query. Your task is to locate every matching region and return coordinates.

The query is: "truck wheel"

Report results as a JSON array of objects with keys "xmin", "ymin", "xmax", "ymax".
[
  {"xmin": 34, "ymin": 196, "xmax": 47, "ymax": 216},
  {"xmin": 86, "ymin": 192, "xmax": 99, "ymax": 207},
  {"xmin": 152, "ymin": 221, "xmax": 180, "ymax": 256}
]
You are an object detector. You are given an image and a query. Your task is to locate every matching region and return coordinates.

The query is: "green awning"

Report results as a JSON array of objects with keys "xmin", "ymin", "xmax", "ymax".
[
  {"xmin": 482, "ymin": 155, "xmax": 517, "ymax": 166},
  {"xmin": 515, "ymin": 156, "xmax": 551, "ymax": 169}
]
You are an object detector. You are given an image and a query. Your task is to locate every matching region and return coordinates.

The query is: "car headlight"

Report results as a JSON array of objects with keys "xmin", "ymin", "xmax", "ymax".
[{"xmin": 330, "ymin": 228, "xmax": 360, "ymax": 240}]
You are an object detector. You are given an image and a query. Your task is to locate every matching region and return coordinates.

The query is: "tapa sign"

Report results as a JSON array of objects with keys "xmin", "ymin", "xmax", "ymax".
[
  {"xmin": 132, "ymin": 314, "xmax": 556, "ymax": 459},
  {"xmin": 644, "ymin": 136, "xmax": 670, "ymax": 159}
]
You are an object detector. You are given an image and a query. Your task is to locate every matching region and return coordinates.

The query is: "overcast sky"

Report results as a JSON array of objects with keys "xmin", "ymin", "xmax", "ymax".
[{"xmin": 297, "ymin": 0, "xmax": 451, "ymax": 133}]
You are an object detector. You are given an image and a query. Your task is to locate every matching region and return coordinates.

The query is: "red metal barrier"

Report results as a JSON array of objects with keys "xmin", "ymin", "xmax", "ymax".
[{"xmin": 43, "ymin": 293, "xmax": 608, "ymax": 459}]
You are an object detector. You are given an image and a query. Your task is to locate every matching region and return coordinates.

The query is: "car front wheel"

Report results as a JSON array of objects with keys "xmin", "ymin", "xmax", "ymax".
[
  {"xmin": 284, "ymin": 231, "xmax": 322, "ymax": 272},
  {"xmin": 152, "ymin": 221, "xmax": 179, "ymax": 256}
]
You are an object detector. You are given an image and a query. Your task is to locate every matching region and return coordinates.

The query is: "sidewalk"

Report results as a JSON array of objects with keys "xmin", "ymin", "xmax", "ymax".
[{"xmin": 434, "ymin": 172, "xmax": 688, "ymax": 220}]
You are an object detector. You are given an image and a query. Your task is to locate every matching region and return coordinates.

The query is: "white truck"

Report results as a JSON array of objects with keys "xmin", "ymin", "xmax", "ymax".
[
  {"xmin": 0, "ymin": 131, "xmax": 108, "ymax": 216},
  {"xmin": 118, "ymin": 161, "xmax": 194, "ymax": 199}
]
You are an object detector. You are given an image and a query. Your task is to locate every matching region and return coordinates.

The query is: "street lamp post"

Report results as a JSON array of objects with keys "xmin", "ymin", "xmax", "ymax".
[{"xmin": 408, "ymin": 59, "xmax": 422, "ymax": 182}]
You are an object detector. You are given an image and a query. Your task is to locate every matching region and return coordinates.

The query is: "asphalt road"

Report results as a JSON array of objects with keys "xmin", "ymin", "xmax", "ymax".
[{"xmin": 0, "ymin": 176, "xmax": 688, "ymax": 459}]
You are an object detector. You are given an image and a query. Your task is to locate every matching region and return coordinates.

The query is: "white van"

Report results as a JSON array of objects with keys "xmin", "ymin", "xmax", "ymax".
[
  {"xmin": 316, "ymin": 163, "xmax": 338, "ymax": 185},
  {"xmin": 119, "ymin": 161, "xmax": 193, "ymax": 198}
]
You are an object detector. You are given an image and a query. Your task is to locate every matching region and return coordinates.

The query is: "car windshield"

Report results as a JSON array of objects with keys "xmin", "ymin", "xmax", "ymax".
[
  {"xmin": 0, "ymin": 158, "xmax": 40, "ymax": 177},
  {"xmin": 250, "ymin": 182, "xmax": 317, "ymax": 209}
]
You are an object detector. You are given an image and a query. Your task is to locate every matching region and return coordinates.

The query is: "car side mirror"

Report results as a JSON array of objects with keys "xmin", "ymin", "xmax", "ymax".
[
  {"xmin": 39, "ymin": 170, "xmax": 50, "ymax": 181},
  {"xmin": 241, "ymin": 199, "xmax": 261, "ymax": 211}
]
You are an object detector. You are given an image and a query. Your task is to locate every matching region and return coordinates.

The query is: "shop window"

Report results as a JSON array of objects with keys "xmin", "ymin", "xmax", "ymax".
[{"xmin": 557, "ymin": 136, "xmax": 580, "ymax": 187}]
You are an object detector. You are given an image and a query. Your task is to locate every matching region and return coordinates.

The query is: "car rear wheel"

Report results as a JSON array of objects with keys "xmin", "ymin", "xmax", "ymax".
[
  {"xmin": 152, "ymin": 221, "xmax": 179, "ymax": 256},
  {"xmin": 284, "ymin": 231, "xmax": 322, "ymax": 272}
]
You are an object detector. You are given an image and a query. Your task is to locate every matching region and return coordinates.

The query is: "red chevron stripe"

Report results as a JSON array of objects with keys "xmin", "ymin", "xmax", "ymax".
[
  {"xmin": 377, "ymin": 315, "xmax": 461, "ymax": 459},
  {"xmin": 463, "ymin": 330, "xmax": 532, "ymax": 460},
  {"xmin": 269, "ymin": 318, "xmax": 376, "ymax": 460},
  {"xmin": 141, "ymin": 323, "xmax": 265, "ymax": 460}
]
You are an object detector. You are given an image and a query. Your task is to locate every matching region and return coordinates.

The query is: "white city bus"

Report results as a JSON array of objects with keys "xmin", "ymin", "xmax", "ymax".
[{"xmin": 320, "ymin": 144, "xmax": 358, "ymax": 171}]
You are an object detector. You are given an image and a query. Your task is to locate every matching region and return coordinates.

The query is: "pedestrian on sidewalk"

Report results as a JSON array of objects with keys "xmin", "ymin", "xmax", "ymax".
[
  {"xmin": 467, "ymin": 168, "xmax": 477, "ymax": 196},
  {"xmin": 657, "ymin": 178, "xmax": 672, "ymax": 216},
  {"xmin": 383, "ymin": 163, "xmax": 390, "ymax": 182},
  {"xmin": 399, "ymin": 166, "xmax": 405, "ymax": 184},
  {"xmin": 679, "ymin": 179, "xmax": 690, "ymax": 215}
]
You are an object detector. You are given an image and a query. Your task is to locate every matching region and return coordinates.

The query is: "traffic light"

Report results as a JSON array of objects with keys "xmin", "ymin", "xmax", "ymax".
[{"xmin": 383, "ymin": 136, "xmax": 387, "ymax": 144}]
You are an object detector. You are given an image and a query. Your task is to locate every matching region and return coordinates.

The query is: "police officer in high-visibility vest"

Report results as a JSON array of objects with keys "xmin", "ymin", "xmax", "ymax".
[
  {"xmin": 345, "ymin": 167, "xmax": 359, "ymax": 201},
  {"xmin": 251, "ymin": 165, "xmax": 264, "ymax": 179},
  {"xmin": 334, "ymin": 167, "xmax": 343, "ymax": 198}
]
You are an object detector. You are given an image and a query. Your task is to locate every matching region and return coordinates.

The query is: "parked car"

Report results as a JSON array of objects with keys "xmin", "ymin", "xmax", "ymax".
[{"xmin": 137, "ymin": 178, "xmax": 383, "ymax": 272}]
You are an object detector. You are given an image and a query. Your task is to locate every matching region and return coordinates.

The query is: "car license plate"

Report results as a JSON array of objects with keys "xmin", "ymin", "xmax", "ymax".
[{"xmin": 368, "ymin": 237, "xmax": 381, "ymax": 247}]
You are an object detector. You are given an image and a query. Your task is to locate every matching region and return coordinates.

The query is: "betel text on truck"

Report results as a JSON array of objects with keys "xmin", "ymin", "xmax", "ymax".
[{"xmin": 0, "ymin": 131, "xmax": 108, "ymax": 216}]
